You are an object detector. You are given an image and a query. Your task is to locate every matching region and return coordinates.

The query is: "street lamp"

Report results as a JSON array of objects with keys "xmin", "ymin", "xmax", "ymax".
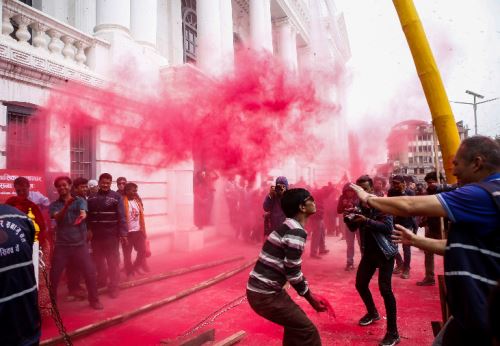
[{"xmin": 450, "ymin": 90, "xmax": 499, "ymax": 135}]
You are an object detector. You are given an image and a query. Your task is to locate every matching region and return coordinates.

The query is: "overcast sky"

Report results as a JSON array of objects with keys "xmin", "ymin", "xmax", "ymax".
[{"xmin": 336, "ymin": 0, "xmax": 500, "ymax": 138}]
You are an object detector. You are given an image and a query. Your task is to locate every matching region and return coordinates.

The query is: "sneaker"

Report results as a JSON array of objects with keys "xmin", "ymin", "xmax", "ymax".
[
  {"xmin": 345, "ymin": 264, "xmax": 355, "ymax": 271},
  {"xmin": 393, "ymin": 265, "xmax": 403, "ymax": 275},
  {"xmin": 400, "ymin": 270, "xmax": 410, "ymax": 279},
  {"xmin": 319, "ymin": 249, "xmax": 330, "ymax": 255},
  {"xmin": 379, "ymin": 332, "xmax": 400, "ymax": 346},
  {"xmin": 359, "ymin": 312, "xmax": 381, "ymax": 326},
  {"xmin": 416, "ymin": 277, "xmax": 435, "ymax": 286},
  {"xmin": 90, "ymin": 301, "xmax": 104, "ymax": 310}
]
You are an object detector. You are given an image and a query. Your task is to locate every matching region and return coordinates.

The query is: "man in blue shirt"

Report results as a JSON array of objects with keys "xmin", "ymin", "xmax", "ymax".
[
  {"xmin": 350, "ymin": 136, "xmax": 499, "ymax": 346},
  {"xmin": 49, "ymin": 176, "xmax": 103, "ymax": 310}
]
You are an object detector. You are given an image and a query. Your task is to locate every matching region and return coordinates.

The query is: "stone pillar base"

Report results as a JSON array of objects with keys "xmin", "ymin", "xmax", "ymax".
[{"xmin": 174, "ymin": 228, "xmax": 204, "ymax": 252}]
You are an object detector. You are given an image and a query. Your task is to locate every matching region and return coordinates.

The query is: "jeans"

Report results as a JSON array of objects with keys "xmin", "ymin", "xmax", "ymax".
[
  {"xmin": 355, "ymin": 250, "xmax": 397, "ymax": 334},
  {"xmin": 49, "ymin": 243, "xmax": 99, "ymax": 303},
  {"xmin": 92, "ymin": 235, "xmax": 120, "ymax": 292},
  {"xmin": 395, "ymin": 228, "xmax": 417, "ymax": 270},
  {"xmin": 122, "ymin": 231, "xmax": 147, "ymax": 274},
  {"xmin": 345, "ymin": 227, "xmax": 360, "ymax": 266},
  {"xmin": 247, "ymin": 290, "xmax": 322, "ymax": 346}
]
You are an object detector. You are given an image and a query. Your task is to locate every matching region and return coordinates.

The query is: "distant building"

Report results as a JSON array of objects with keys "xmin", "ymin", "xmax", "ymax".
[{"xmin": 377, "ymin": 119, "xmax": 469, "ymax": 182}]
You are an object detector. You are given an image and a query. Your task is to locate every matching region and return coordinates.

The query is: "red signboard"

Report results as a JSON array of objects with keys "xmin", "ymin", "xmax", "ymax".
[{"xmin": 0, "ymin": 170, "xmax": 47, "ymax": 203}]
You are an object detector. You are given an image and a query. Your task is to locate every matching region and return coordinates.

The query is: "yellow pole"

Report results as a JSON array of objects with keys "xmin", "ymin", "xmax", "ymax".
[{"xmin": 393, "ymin": 0, "xmax": 460, "ymax": 183}]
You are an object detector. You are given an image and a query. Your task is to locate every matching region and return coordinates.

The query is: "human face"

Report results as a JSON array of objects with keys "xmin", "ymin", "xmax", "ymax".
[
  {"xmin": 75, "ymin": 183, "xmax": 89, "ymax": 198},
  {"xmin": 374, "ymin": 180, "xmax": 383, "ymax": 192},
  {"xmin": 425, "ymin": 179, "xmax": 438, "ymax": 192},
  {"xmin": 14, "ymin": 183, "xmax": 30, "ymax": 199},
  {"xmin": 99, "ymin": 178, "xmax": 112, "ymax": 192},
  {"xmin": 301, "ymin": 195, "xmax": 316, "ymax": 215},
  {"xmin": 358, "ymin": 181, "xmax": 373, "ymax": 194},
  {"xmin": 55, "ymin": 180, "xmax": 71, "ymax": 198},
  {"xmin": 452, "ymin": 146, "xmax": 476, "ymax": 185},
  {"xmin": 391, "ymin": 180, "xmax": 405, "ymax": 193},
  {"xmin": 126, "ymin": 187, "xmax": 137, "ymax": 200},
  {"xmin": 117, "ymin": 179, "xmax": 127, "ymax": 191}
]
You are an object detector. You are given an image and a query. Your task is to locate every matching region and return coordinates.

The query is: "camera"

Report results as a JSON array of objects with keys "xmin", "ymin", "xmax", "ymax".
[{"xmin": 343, "ymin": 206, "xmax": 362, "ymax": 224}]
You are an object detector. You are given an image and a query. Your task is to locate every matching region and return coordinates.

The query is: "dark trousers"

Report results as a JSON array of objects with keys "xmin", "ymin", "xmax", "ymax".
[
  {"xmin": 50, "ymin": 244, "xmax": 98, "ymax": 303},
  {"xmin": 92, "ymin": 235, "xmax": 120, "ymax": 292},
  {"xmin": 311, "ymin": 220, "xmax": 326, "ymax": 256},
  {"xmin": 67, "ymin": 256, "xmax": 83, "ymax": 293},
  {"xmin": 122, "ymin": 231, "xmax": 147, "ymax": 274},
  {"xmin": 247, "ymin": 290, "xmax": 321, "ymax": 346},
  {"xmin": 355, "ymin": 251, "xmax": 398, "ymax": 334},
  {"xmin": 424, "ymin": 227, "xmax": 441, "ymax": 279}
]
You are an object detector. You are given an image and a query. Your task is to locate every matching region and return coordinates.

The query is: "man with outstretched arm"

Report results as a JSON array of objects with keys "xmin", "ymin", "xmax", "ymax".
[
  {"xmin": 349, "ymin": 136, "xmax": 500, "ymax": 346},
  {"xmin": 247, "ymin": 188, "xmax": 328, "ymax": 346}
]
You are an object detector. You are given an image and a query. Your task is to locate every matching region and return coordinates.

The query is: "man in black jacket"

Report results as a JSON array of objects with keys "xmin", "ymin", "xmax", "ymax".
[
  {"xmin": 87, "ymin": 173, "xmax": 127, "ymax": 298},
  {"xmin": 345, "ymin": 175, "xmax": 399, "ymax": 346}
]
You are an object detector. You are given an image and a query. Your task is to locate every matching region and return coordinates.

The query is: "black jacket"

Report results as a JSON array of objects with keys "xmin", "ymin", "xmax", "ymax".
[
  {"xmin": 359, "ymin": 205, "xmax": 398, "ymax": 259},
  {"xmin": 87, "ymin": 190, "xmax": 127, "ymax": 238}
]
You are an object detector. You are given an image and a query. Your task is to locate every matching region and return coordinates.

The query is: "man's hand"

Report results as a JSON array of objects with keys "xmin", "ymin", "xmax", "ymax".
[
  {"xmin": 351, "ymin": 214, "xmax": 367, "ymax": 224},
  {"xmin": 269, "ymin": 185, "xmax": 276, "ymax": 198},
  {"xmin": 305, "ymin": 291, "xmax": 328, "ymax": 312},
  {"xmin": 392, "ymin": 224, "xmax": 416, "ymax": 246},
  {"xmin": 349, "ymin": 183, "xmax": 376, "ymax": 203},
  {"xmin": 120, "ymin": 236, "xmax": 128, "ymax": 247}
]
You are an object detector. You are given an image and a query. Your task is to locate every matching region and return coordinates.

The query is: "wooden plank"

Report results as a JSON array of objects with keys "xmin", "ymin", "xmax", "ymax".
[
  {"xmin": 160, "ymin": 328, "xmax": 215, "ymax": 346},
  {"xmin": 40, "ymin": 258, "xmax": 257, "ymax": 346},
  {"xmin": 98, "ymin": 256, "xmax": 245, "ymax": 294},
  {"xmin": 213, "ymin": 331, "xmax": 246, "ymax": 346},
  {"xmin": 431, "ymin": 321, "xmax": 443, "ymax": 337},
  {"xmin": 437, "ymin": 274, "xmax": 450, "ymax": 322}
]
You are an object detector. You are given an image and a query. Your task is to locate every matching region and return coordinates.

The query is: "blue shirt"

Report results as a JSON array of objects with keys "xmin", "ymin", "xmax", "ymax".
[
  {"xmin": 437, "ymin": 173, "xmax": 500, "ymax": 236},
  {"xmin": 49, "ymin": 197, "xmax": 88, "ymax": 246},
  {"xmin": 436, "ymin": 173, "xmax": 500, "ymax": 336}
]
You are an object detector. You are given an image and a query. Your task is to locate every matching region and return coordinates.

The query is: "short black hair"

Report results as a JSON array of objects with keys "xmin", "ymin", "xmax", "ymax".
[
  {"xmin": 391, "ymin": 174, "xmax": 405, "ymax": 183},
  {"xmin": 356, "ymin": 175, "xmax": 373, "ymax": 187},
  {"xmin": 124, "ymin": 182, "xmax": 138, "ymax": 192},
  {"xmin": 373, "ymin": 176, "xmax": 387, "ymax": 186},
  {"xmin": 54, "ymin": 176, "xmax": 72, "ymax": 187},
  {"xmin": 117, "ymin": 177, "xmax": 127, "ymax": 183},
  {"xmin": 460, "ymin": 135, "xmax": 500, "ymax": 171},
  {"xmin": 73, "ymin": 177, "xmax": 88, "ymax": 188},
  {"xmin": 424, "ymin": 171, "xmax": 443, "ymax": 182},
  {"xmin": 14, "ymin": 176, "xmax": 30, "ymax": 187},
  {"xmin": 280, "ymin": 188, "xmax": 311, "ymax": 218},
  {"xmin": 99, "ymin": 173, "xmax": 112, "ymax": 182}
]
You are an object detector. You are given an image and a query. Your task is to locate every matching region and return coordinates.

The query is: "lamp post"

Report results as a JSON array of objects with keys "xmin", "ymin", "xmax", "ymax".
[{"xmin": 451, "ymin": 90, "xmax": 499, "ymax": 135}]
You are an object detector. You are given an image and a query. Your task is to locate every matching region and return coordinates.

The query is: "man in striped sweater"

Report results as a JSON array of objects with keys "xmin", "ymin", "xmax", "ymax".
[{"xmin": 247, "ymin": 188, "xmax": 327, "ymax": 346}]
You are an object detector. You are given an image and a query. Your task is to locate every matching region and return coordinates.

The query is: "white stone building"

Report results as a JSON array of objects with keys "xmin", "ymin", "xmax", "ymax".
[{"xmin": 0, "ymin": 0, "xmax": 350, "ymax": 249}]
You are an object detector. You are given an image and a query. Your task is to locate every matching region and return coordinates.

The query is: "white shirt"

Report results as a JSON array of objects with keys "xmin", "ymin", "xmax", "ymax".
[{"xmin": 127, "ymin": 200, "xmax": 141, "ymax": 232}]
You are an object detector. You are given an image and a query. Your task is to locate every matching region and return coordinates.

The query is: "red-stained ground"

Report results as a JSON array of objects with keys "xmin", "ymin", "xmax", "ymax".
[{"xmin": 41, "ymin": 232, "xmax": 443, "ymax": 345}]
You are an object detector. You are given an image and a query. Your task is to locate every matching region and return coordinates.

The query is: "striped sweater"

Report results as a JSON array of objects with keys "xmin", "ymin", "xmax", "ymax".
[{"xmin": 247, "ymin": 218, "xmax": 309, "ymax": 296}]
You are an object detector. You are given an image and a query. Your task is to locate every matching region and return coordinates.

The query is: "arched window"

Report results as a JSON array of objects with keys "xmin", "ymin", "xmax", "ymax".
[{"xmin": 182, "ymin": 0, "xmax": 197, "ymax": 63}]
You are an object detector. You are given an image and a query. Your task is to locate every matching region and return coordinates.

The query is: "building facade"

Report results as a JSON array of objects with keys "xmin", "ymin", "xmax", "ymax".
[
  {"xmin": 0, "ymin": 0, "xmax": 350, "ymax": 249},
  {"xmin": 380, "ymin": 119, "xmax": 469, "ymax": 182}
]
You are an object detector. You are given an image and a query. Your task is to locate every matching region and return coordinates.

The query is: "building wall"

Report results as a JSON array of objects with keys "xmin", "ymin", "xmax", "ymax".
[{"xmin": 0, "ymin": 0, "xmax": 350, "ymax": 245}]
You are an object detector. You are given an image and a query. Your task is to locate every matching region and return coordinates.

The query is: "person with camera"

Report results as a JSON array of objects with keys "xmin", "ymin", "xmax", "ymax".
[
  {"xmin": 337, "ymin": 183, "xmax": 361, "ymax": 271},
  {"xmin": 248, "ymin": 188, "xmax": 328, "ymax": 345},
  {"xmin": 345, "ymin": 175, "xmax": 400, "ymax": 346},
  {"xmin": 263, "ymin": 176, "xmax": 288, "ymax": 237},
  {"xmin": 349, "ymin": 136, "xmax": 500, "ymax": 346},
  {"xmin": 388, "ymin": 175, "xmax": 417, "ymax": 279}
]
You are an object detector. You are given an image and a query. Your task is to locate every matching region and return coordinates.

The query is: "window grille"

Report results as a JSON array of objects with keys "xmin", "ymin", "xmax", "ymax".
[
  {"xmin": 182, "ymin": 0, "xmax": 197, "ymax": 63},
  {"xmin": 70, "ymin": 125, "xmax": 94, "ymax": 180}
]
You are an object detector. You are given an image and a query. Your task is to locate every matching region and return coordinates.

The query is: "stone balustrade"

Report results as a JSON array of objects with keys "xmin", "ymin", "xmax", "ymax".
[{"xmin": 0, "ymin": 0, "xmax": 109, "ymax": 86}]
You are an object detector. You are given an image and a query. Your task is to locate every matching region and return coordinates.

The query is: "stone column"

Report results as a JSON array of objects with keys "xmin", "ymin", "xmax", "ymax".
[
  {"xmin": 196, "ymin": 0, "xmax": 222, "ymax": 74},
  {"xmin": 249, "ymin": 0, "xmax": 273, "ymax": 53},
  {"xmin": 74, "ymin": 0, "xmax": 96, "ymax": 35},
  {"xmin": 95, "ymin": 0, "xmax": 130, "ymax": 35},
  {"xmin": 276, "ymin": 19, "xmax": 297, "ymax": 72},
  {"xmin": 219, "ymin": 0, "xmax": 234, "ymax": 67},
  {"xmin": 130, "ymin": 0, "xmax": 157, "ymax": 48}
]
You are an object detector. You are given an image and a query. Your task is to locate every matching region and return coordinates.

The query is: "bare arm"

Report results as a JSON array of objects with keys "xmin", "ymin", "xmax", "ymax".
[
  {"xmin": 393, "ymin": 224, "xmax": 446, "ymax": 256},
  {"xmin": 350, "ymin": 184, "xmax": 447, "ymax": 218}
]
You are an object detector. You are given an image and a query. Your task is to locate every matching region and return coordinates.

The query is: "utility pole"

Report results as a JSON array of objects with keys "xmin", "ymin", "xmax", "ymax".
[{"xmin": 450, "ymin": 90, "xmax": 499, "ymax": 135}]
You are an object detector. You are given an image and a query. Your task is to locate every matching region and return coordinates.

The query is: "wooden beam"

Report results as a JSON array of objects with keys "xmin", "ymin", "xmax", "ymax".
[
  {"xmin": 40, "ymin": 258, "xmax": 256, "ymax": 346},
  {"xmin": 214, "ymin": 331, "xmax": 246, "ymax": 346},
  {"xmin": 160, "ymin": 328, "xmax": 215, "ymax": 346}
]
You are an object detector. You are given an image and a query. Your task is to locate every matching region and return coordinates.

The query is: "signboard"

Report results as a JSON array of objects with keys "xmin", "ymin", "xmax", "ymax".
[{"xmin": 0, "ymin": 170, "xmax": 47, "ymax": 203}]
